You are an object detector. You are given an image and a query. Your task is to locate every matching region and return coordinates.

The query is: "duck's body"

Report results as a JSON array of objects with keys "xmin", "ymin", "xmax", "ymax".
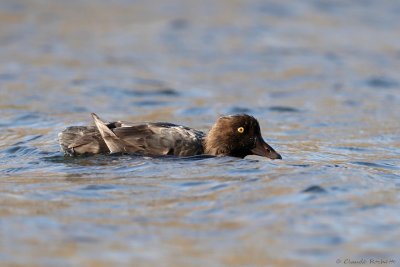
[{"xmin": 58, "ymin": 113, "xmax": 281, "ymax": 159}]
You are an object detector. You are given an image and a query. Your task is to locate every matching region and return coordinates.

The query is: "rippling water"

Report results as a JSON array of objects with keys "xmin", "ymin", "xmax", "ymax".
[{"xmin": 1, "ymin": 0, "xmax": 400, "ymax": 266}]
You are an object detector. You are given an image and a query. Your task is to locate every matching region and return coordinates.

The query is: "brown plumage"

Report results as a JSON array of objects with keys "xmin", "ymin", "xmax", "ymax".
[{"xmin": 58, "ymin": 113, "xmax": 282, "ymax": 159}]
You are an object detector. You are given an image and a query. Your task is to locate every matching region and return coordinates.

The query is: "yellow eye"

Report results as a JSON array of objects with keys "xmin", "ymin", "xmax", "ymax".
[{"xmin": 237, "ymin": 127, "xmax": 244, "ymax": 133}]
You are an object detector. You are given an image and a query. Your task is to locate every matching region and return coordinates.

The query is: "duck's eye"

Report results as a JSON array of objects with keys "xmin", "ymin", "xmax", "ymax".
[{"xmin": 237, "ymin": 127, "xmax": 244, "ymax": 133}]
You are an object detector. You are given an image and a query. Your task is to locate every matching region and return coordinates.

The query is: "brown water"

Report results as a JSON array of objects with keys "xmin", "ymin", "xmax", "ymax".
[{"xmin": 1, "ymin": 0, "xmax": 400, "ymax": 266}]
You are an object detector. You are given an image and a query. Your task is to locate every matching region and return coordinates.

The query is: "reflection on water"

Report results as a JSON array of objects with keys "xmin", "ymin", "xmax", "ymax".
[{"xmin": 1, "ymin": 0, "xmax": 400, "ymax": 266}]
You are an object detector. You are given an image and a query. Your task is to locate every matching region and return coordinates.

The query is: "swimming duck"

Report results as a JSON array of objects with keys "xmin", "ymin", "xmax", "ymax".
[{"xmin": 58, "ymin": 113, "xmax": 282, "ymax": 159}]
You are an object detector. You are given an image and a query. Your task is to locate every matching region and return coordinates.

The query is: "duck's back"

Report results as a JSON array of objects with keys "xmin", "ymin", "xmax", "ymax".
[
  {"xmin": 109, "ymin": 121, "xmax": 206, "ymax": 156},
  {"xmin": 59, "ymin": 120, "xmax": 206, "ymax": 157}
]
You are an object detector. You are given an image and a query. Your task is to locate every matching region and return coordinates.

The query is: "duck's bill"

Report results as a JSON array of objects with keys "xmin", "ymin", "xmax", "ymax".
[{"xmin": 251, "ymin": 137, "xmax": 282, "ymax": 159}]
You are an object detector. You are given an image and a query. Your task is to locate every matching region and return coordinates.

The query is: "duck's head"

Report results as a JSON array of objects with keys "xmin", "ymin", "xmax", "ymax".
[{"xmin": 204, "ymin": 114, "xmax": 282, "ymax": 159}]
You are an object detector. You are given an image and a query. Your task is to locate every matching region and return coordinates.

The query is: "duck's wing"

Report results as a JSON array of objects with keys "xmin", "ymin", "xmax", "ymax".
[
  {"xmin": 91, "ymin": 113, "xmax": 143, "ymax": 154},
  {"xmin": 113, "ymin": 123, "xmax": 205, "ymax": 156},
  {"xmin": 59, "ymin": 126, "xmax": 109, "ymax": 155},
  {"xmin": 92, "ymin": 113, "xmax": 205, "ymax": 156}
]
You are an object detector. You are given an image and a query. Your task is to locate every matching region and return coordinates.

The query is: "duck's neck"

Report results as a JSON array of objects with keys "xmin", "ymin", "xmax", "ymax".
[{"xmin": 203, "ymin": 132, "xmax": 228, "ymax": 156}]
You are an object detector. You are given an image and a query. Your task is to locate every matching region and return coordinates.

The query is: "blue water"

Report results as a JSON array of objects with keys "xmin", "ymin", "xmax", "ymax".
[{"xmin": 1, "ymin": 0, "xmax": 400, "ymax": 266}]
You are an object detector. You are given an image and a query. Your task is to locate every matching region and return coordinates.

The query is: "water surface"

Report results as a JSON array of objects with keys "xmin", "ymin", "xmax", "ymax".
[{"xmin": 1, "ymin": 0, "xmax": 400, "ymax": 266}]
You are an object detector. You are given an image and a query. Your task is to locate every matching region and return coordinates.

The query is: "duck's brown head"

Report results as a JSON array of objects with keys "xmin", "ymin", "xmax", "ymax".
[{"xmin": 204, "ymin": 114, "xmax": 282, "ymax": 159}]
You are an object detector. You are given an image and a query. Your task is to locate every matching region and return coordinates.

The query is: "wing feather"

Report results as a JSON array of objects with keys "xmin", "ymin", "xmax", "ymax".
[
  {"xmin": 91, "ymin": 113, "xmax": 143, "ymax": 154},
  {"xmin": 79, "ymin": 113, "xmax": 207, "ymax": 156},
  {"xmin": 112, "ymin": 122, "xmax": 205, "ymax": 156}
]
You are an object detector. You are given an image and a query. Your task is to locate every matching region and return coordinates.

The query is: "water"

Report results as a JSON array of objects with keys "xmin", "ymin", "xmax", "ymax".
[{"xmin": 1, "ymin": 0, "xmax": 400, "ymax": 266}]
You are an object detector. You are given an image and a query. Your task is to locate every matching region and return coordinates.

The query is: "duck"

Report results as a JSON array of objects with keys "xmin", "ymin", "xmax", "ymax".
[{"xmin": 58, "ymin": 113, "xmax": 282, "ymax": 159}]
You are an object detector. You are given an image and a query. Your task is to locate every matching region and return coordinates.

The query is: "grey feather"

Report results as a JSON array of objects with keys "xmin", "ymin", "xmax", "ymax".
[
  {"xmin": 60, "ymin": 113, "xmax": 205, "ymax": 156},
  {"xmin": 58, "ymin": 126, "xmax": 108, "ymax": 155},
  {"xmin": 91, "ymin": 113, "xmax": 143, "ymax": 154}
]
